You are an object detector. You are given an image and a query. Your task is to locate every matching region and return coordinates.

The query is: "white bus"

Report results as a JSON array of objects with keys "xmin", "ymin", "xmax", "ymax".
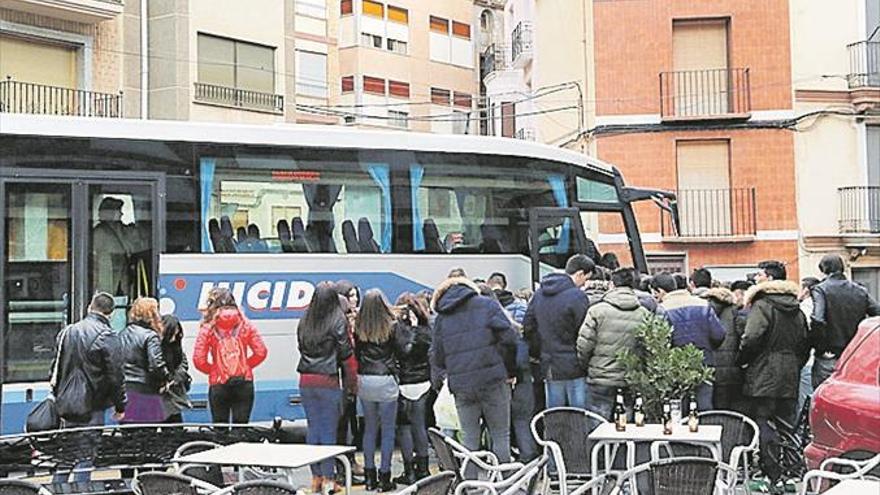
[{"xmin": 0, "ymin": 114, "xmax": 676, "ymax": 433}]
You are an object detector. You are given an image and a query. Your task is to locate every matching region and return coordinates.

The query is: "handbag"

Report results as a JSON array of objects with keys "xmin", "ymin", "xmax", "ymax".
[{"xmin": 26, "ymin": 396, "xmax": 60, "ymax": 432}]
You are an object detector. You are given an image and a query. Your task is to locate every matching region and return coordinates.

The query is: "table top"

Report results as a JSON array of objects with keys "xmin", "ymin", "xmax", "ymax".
[
  {"xmin": 822, "ymin": 479, "xmax": 880, "ymax": 495},
  {"xmin": 173, "ymin": 442, "xmax": 355, "ymax": 469},
  {"xmin": 588, "ymin": 422, "xmax": 722, "ymax": 443}
]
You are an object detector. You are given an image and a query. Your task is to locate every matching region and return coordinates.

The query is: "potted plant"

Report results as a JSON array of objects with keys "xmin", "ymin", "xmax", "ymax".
[{"xmin": 617, "ymin": 315, "xmax": 713, "ymax": 421}]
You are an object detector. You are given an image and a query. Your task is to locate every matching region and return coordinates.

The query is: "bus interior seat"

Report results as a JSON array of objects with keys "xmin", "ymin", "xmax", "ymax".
[
  {"xmin": 342, "ymin": 220, "xmax": 360, "ymax": 253},
  {"xmin": 208, "ymin": 218, "xmax": 222, "ymax": 252},
  {"xmin": 277, "ymin": 219, "xmax": 293, "ymax": 253},
  {"xmin": 357, "ymin": 218, "xmax": 381, "ymax": 253},
  {"xmin": 423, "ymin": 219, "xmax": 445, "ymax": 253},
  {"xmin": 291, "ymin": 217, "xmax": 310, "ymax": 253},
  {"xmin": 236, "ymin": 226, "xmax": 247, "ymax": 245},
  {"xmin": 450, "ymin": 245, "xmax": 481, "ymax": 254},
  {"xmin": 242, "ymin": 224, "xmax": 269, "ymax": 252},
  {"xmin": 306, "ymin": 221, "xmax": 337, "ymax": 253},
  {"xmin": 480, "ymin": 225, "xmax": 507, "ymax": 253},
  {"xmin": 218, "ymin": 216, "xmax": 237, "ymax": 253}
]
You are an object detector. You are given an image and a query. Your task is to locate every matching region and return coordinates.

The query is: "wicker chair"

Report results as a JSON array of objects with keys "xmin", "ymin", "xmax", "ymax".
[
  {"xmin": 567, "ymin": 473, "xmax": 620, "ymax": 495},
  {"xmin": 453, "ymin": 454, "xmax": 550, "ymax": 495},
  {"xmin": 529, "ymin": 407, "xmax": 611, "ymax": 495},
  {"xmin": 174, "ymin": 441, "xmax": 226, "ymax": 487},
  {"xmin": 800, "ymin": 453, "xmax": 880, "ymax": 494},
  {"xmin": 616, "ymin": 457, "xmax": 736, "ymax": 495},
  {"xmin": 0, "ymin": 479, "xmax": 49, "ymax": 495},
  {"xmin": 397, "ymin": 471, "xmax": 457, "ymax": 495},
  {"xmin": 427, "ymin": 428, "xmax": 524, "ymax": 483},
  {"xmin": 132, "ymin": 471, "xmax": 219, "ymax": 495},
  {"xmin": 213, "ymin": 479, "xmax": 299, "ymax": 494}
]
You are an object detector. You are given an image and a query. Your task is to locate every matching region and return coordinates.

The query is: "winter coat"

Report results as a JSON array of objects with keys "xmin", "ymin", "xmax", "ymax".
[
  {"xmin": 495, "ymin": 289, "xmax": 528, "ymax": 325},
  {"xmin": 193, "ymin": 309, "xmax": 268, "ymax": 386},
  {"xmin": 161, "ymin": 339, "xmax": 192, "ymax": 415},
  {"xmin": 52, "ymin": 313, "xmax": 127, "ymax": 414},
  {"xmin": 297, "ymin": 315, "xmax": 353, "ymax": 377},
  {"xmin": 576, "ymin": 288, "xmax": 650, "ymax": 387},
  {"xmin": 396, "ymin": 321, "xmax": 432, "ymax": 385},
  {"xmin": 430, "ymin": 278, "xmax": 518, "ymax": 395},
  {"xmin": 700, "ymin": 288, "xmax": 743, "ymax": 386},
  {"xmin": 523, "ymin": 272, "xmax": 590, "ymax": 381},
  {"xmin": 355, "ymin": 323, "xmax": 411, "ymax": 376},
  {"xmin": 811, "ymin": 273, "xmax": 880, "ymax": 355},
  {"xmin": 118, "ymin": 321, "xmax": 170, "ymax": 393},
  {"xmin": 660, "ymin": 290, "xmax": 726, "ymax": 366},
  {"xmin": 740, "ymin": 281, "xmax": 810, "ymax": 399}
]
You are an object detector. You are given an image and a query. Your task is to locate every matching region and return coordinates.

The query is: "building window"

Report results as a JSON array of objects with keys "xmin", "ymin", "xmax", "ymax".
[
  {"xmin": 676, "ymin": 140, "xmax": 732, "ymax": 236},
  {"xmin": 341, "ymin": 75, "xmax": 354, "ymax": 93},
  {"xmin": 431, "ymin": 87, "xmax": 450, "ymax": 105},
  {"xmin": 388, "ymin": 5, "xmax": 408, "ymax": 24},
  {"xmin": 387, "ymin": 38, "xmax": 407, "ymax": 55},
  {"xmin": 388, "ymin": 80, "xmax": 410, "ymax": 98},
  {"xmin": 868, "ymin": 125, "xmax": 880, "ymax": 186},
  {"xmin": 197, "ymin": 33, "xmax": 275, "ymax": 94},
  {"xmin": 341, "ymin": 0, "xmax": 352, "ymax": 15},
  {"xmin": 452, "ymin": 21, "xmax": 471, "ymax": 39},
  {"xmin": 430, "ymin": 16, "xmax": 449, "ymax": 33},
  {"xmin": 452, "ymin": 110, "xmax": 470, "ymax": 134},
  {"xmin": 453, "ymin": 92, "xmax": 472, "ymax": 109},
  {"xmin": 295, "ymin": 50, "xmax": 328, "ymax": 97},
  {"xmin": 296, "ymin": 0, "xmax": 326, "ymax": 18},
  {"xmin": 363, "ymin": 76, "xmax": 386, "ymax": 95},
  {"xmin": 363, "ymin": 0, "xmax": 384, "ymax": 18},
  {"xmin": 361, "ymin": 33, "xmax": 383, "ymax": 49},
  {"xmin": 429, "ymin": 16, "xmax": 472, "ymax": 67},
  {"xmin": 389, "ymin": 110, "xmax": 408, "ymax": 129}
]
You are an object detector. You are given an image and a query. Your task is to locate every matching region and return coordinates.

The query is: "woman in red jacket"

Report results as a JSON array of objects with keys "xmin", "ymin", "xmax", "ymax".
[{"xmin": 193, "ymin": 288, "xmax": 268, "ymax": 424}]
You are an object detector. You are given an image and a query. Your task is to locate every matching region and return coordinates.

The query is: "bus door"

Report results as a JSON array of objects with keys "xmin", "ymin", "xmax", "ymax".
[
  {"xmin": 0, "ymin": 173, "xmax": 163, "ymax": 431},
  {"xmin": 528, "ymin": 207, "xmax": 590, "ymax": 288}
]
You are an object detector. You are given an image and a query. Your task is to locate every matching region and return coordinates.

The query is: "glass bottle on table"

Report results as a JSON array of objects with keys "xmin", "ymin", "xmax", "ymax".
[
  {"xmin": 688, "ymin": 395, "xmax": 700, "ymax": 432},
  {"xmin": 614, "ymin": 388, "xmax": 627, "ymax": 432},
  {"xmin": 662, "ymin": 401, "xmax": 673, "ymax": 435},
  {"xmin": 633, "ymin": 393, "xmax": 645, "ymax": 427}
]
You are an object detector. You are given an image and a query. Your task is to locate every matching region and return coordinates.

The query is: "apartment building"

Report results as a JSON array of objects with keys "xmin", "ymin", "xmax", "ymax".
[
  {"xmin": 792, "ymin": 0, "xmax": 880, "ymax": 296},
  {"xmin": 591, "ymin": 0, "xmax": 799, "ymax": 280},
  {"xmin": 0, "ymin": 0, "xmax": 124, "ymax": 118}
]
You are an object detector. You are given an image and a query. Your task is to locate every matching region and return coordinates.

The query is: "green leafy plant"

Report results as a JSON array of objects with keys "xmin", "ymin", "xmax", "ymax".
[{"xmin": 617, "ymin": 314, "xmax": 714, "ymax": 420}]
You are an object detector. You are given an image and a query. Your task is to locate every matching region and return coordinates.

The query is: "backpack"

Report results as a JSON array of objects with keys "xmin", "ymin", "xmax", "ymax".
[{"xmin": 214, "ymin": 327, "xmax": 249, "ymax": 384}]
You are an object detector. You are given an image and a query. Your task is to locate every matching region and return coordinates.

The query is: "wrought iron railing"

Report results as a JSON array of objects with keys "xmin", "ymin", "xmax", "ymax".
[
  {"xmin": 847, "ymin": 41, "xmax": 880, "ymax": 88},
  {"xmin": 511, "ymin": 21, "xmax": 533, "ymax": 62},
  {"xmin": 194, "ymin": 82, "xmax": 283, "ymax": 113},
  {"xmin": 660, "ymin": 67, "xmax": 751, "ymax": 119},
  {"xmin": 661, "ymin": 188, "xmax": 757, "ymax": 238},
  {"xmin": 514, "ymin": 127, "xmax": 536, "ymax": 141},
  {"xmin": 481, "ymin": 43, "xmax": 512, "ymax": 79},
  {"xmin": 0, "ymin": 78, "xmax": 122, "ymax": 118},
  {"xmin": 839, "ymin": 186, "xmax": 880, "ymax": 234}
]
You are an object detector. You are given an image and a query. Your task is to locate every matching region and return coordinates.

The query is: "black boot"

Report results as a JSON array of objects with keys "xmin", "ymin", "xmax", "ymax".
[
  {"xmin": 364, "ymin": 468, "xmax": 378, "ymax": 491},
  {"xmin": 377, "ymin": 470, "xmax": 395, "ymax": 492},
  {"xmin": 413, "ymin": 455, "xmax": 430, "ymax": 481},
  {"xmin": 393, "ymin": 461, "xmax": 416, "ymax": 486}
]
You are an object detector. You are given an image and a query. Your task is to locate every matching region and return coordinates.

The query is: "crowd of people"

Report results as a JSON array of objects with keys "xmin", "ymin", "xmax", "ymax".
[{"xmin": 46, "ymin": 252, "xmax": 879, "ymax": 494}]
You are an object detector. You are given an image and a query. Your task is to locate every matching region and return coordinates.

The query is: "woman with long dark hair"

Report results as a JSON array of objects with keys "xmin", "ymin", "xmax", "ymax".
[
  {"xmin": 297, "ymin": 282, "xmax": 356, "ymax": 494},
  {"xmin": 334, "ymin": 280, "xmax": 366, "ymax": 483},
  {"xmin": 356, "ymin": 289, "xmax": 410, "ymax": 492},
  {"xmin": 160, "ymin": 315, "xmax": 192, "ymax": 423},
  {"xmin": 119, "ymin": 297, "xmax": 170, "ymax": 423}
]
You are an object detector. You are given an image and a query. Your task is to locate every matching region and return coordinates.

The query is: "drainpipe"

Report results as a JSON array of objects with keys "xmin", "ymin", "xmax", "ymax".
[{"xmin": 140, "ymin": 0, "xmax": 148, "ymax": 119}]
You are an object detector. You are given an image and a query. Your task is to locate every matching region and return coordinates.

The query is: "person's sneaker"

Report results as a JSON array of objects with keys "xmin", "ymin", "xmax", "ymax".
[{"xmin": 748, "ymin": 478, "xmax": 771, "ymax": 493}]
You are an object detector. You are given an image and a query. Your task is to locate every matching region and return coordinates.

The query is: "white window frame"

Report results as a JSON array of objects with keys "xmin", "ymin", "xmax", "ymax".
[
  {"xmin": 295, "ymin": 0, "xmax": 327, "ymax": 19},
  {"xmin": 295, "ymin": 49, "xmax": 328, "ymax": 98}
]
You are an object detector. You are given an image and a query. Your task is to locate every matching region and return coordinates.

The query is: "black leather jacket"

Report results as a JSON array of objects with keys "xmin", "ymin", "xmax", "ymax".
[
  {"xmin": 355, "ymin": 324, "xmax": 411, "ymax": 376},
  {"xmin": 118, "ymin": 321, "xmax": 169, "ymax": 392},
  {"xmin": 396, "ymin": 322, "xmax": 432, "ymax": 385},
  {"xmin": 53, "ymin": 313, "xmax": 127, "ymax": 413},
  {"xmin": 811, "ymin": 273, "xmax": 880, "ymax": 355},
  {"xmin": 297, "ymin": 316, "xmax": 353, "ymax": 376}
]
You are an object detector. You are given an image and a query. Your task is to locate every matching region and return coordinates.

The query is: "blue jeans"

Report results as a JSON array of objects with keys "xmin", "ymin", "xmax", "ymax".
[
  {"xmin": 361, "ymin": 399, "xmax": 398, "ymax": 472},
  {"xmin": 52, "ymin": 410, "xmax": 105, "ymax": 483},
  {"xmin": 397, "ymin": 393, "xmax": 429, "ymax": 463},
  {"xmin": 511, "ymin": 375, "xmax": 538, "ymax": 461},
  {"xmin": 797, "ymin": 358, "xmax": 814, "ymax": 424},
  {"xmin": 545, "ymin": 378, "xmax": 587, "ymax": 409},
  {"xmin": 812, "ymin": 356, "xmax": 836, "ymax": 389},
  {"xmin": 302, "ymin": 387, "xmax": 342, "ymax": 478},
  {"xmin": 454, "ymin": 381, "xmax": 512, "ymax": 464},
  {"xmin": 588, "ymin": 384, "xmax": 629, "ymax": 421}
]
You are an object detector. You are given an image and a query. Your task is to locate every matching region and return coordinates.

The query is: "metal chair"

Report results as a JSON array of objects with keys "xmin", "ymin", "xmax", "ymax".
[
  {"xmin": 454, "ymin": 454, "xmax": 550, "ymax": 495},
  {"xmin": 651, "ymin": 410, "xmax": 759, "ymax": 493},
  {"xmin": 616, "ymin": 457, "xmax": 736, "ymax": 495},
  {"xmin": 213, "ymin": 479, "xmax": 299, "ymax": 494},
  {"xmin": 567, "ymin": 473, "xmax": 620, "ymax": 495},
  {"xmin": 799, "ymin": 453, "xmax": 880, "ymax": 494},
  {"xmin": 174, "ymin": 440, "xmax": 225, "ymax": 487},
  {"xmin": 529, "ymin": 407, "xmax": 610, "ymax": 495},
  {"xmin": 397, "ymin": 471, "xmax": 457, "ymax": 495},
  {"xmin": 0, "ymin": 479, "xmax": 50, "ymax": 495},
  {"xmin": 427, "ymin": 428, "xmax": 524, "ymax": 483},
  {"xmin": 132, "ymin": 471, "xmax": 219, "ymax": 495}
]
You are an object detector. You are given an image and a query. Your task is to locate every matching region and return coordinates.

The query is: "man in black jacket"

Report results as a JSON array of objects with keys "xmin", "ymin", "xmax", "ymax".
[
  {"xmin": 810, "ymin": 254, "xmax": 880, "ymax": 387},
  {"xmin": 51, "ymin": 292, "xmax": 126, "ymax": 483}
]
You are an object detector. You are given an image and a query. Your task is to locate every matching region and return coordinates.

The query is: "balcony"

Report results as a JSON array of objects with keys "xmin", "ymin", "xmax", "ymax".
[
  {"xmin": 659, "ymin": 68, "xmax": 751, "ymax": 120},
  {"xmin": 1, "ymin": 0, "xmax": 123, "ymax": 23},
  {"xmin": 0, "ymin": 78, "xmax": 122, "ymax": 118},
  {"xmin": 839, "ymin": 186, "xmax": 880, "ymax": 234},
  {"xmin": 661, "ymin": 188, "xmax": 756, "ymax": 241},
  {"xmin": 480, "ymin": 43, "xmax": 512, "ymax": 80},
  {"xmin": 847, "ymin": 41, "xmax": 880, "ymax": 89},
  {"xmin": 194, "ymin": 82, "xmax": 284, "ymax": 114},
  {"xmin": 514, "ymin": 127, "xmax": 536, "ymax": 141},
  {"xmin": 511, "ymin": 21, "xmax": 533, "ymax": 67}
]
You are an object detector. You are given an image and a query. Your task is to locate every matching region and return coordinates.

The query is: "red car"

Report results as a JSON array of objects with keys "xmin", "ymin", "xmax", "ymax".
[{"xmin": 805, "ymin": 317, "xmax": 880, "ymax": 470}]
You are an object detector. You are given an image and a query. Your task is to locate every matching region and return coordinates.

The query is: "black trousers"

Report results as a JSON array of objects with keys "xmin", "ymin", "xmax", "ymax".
[
  {"xmin": 209, "ymin": 380, "xmax": 255, "ymax": 424},
  {"xmin": 750, "ymin": 397, "xmax": 797, "ymax": 482}
]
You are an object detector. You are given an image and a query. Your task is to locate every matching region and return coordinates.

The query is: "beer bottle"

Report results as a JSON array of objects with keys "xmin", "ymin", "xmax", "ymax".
[
  {"xmin": 688, "ymin": 396, "xmax": 699, "ymax": 432},
  {"xmin": 662, "ymin": 401, "xmax": 673, "ymax": 435},
  {"xmin": 633, "ymin": 393, "xmax": 645, "ymax": 427},
  {"xmin": 614, "ymin": 388, "xmax": 627, "ymax": 432}
]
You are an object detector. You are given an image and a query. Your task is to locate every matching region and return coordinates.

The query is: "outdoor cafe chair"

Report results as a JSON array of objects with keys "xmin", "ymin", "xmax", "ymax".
[
  {"xmin": 0, "ymin": 479, "xmax": 51, "ymax": 495},
  {"xmin": 213, "ymin": 479, "xmax": 299, "ymax": 494},
  {"xmin": 427, "ymin": 428, "xmax": 524, "ymax": 484},
  {"xmin": 529, "ymin": 407, "xmax": 611, "ymax": 495},
  {"xmin": 616, "ymin": 456, "xmax": 737, "ymax": 495},
  {"xmin": 174, "ymin": 441, "xmax": 226, "ymax": 486},
  {"xmin": 566, "ymin": 473, "xmax": 620, "ymax": 495},
  {"xmin": 799, "ymin": 453, "xmax": 880, "ymax": 494},
  {"xmin": 453, "ymin": 454, "xmax": 550, "ymax": 495},
  {"xmin": 397, "ymin": 471, "xmax": 457, "ymax": 495},
  {"xmin": 132, "ymin": 471, "xmax": 219, "ymax": 495}
]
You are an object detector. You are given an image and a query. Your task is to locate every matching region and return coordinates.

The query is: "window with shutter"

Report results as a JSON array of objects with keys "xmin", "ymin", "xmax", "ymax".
[
  {"xmin": 430, "ymin": 16, "xmax": 449, "ymax": 33},
  {"xmin": 431, "ymin": 87, "xmax": 450, "ymax": 105},
  {"xmin": 363, "ymin": 76, "xmax": 386, "ymax": 95},
  {"xmin": 389, "ymin": 80, "xmax": 410, "ymax": 98}
]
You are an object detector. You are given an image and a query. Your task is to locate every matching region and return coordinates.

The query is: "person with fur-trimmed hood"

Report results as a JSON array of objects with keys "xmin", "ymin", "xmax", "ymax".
[
  {"xmin": 738, "ymin": 260, "xmax": 809, "ymax": 489},
  {"xmin": 430, "ymin": 277, "xmax": 519, "ymax": 463}
]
